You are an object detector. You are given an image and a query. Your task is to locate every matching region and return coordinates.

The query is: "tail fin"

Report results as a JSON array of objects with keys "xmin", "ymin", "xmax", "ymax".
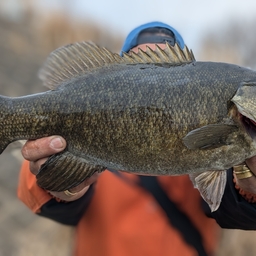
[{"xmin": 0, "ymin": 138, "xmax": 13, "ymax": 154}]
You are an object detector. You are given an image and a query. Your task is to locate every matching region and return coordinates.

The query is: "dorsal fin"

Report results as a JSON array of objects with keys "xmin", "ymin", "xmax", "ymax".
[
  {"xmin": 39, "ymin": 42, "xmax": 125, "ymax": 89},
  {"xmin": 122, "ymin": 42, "xmax": 195, "ymax": 64},
  {"xmin": 39, "ymin": 41, "xmax": 195, "ymax": 89}
]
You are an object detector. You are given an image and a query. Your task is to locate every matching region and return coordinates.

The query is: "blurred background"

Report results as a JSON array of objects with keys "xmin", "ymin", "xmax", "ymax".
[{"xmin": 1, "ymin": 0, "xmax": 256, "ymax": 255}]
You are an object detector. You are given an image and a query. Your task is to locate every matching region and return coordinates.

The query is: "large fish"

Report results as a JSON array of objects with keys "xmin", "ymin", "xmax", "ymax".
[{"xmin": 2, "ymin": 42, "xmax": 256, "ymax": 211}]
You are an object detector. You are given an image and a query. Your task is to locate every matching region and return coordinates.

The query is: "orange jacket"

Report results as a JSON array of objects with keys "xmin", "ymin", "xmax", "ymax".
[{"xmin": 18, "ymin": 160, "xmax": 219, "ymax": 256}]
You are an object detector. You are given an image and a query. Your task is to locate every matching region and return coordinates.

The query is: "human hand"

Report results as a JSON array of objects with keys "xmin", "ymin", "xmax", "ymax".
[
  {"xmin": 21, "ymin": 136, "xmax": 100, "ymax": 201},
  {"xmin": 234, "ymin": 155, "xmax": 256, "ymax": 194}
]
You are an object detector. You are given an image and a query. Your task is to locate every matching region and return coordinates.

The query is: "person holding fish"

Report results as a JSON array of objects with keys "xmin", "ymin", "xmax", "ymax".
[{"xmin": 17, "ymin": 21, "xmax": 256, "ymax": 256}]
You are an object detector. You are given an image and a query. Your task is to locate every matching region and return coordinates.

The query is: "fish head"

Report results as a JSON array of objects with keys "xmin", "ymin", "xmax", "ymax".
[
  {"xmin": 232, "ymin": 82, "xmax": 256, "ymax": 121},
  {"xmin": 231, "ymin": 82, "xmax": 256, "ymax": 138}
]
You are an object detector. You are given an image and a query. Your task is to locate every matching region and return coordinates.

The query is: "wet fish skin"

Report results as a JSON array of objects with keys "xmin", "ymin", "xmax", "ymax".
[
  {"xmin": 2, "ymin": 62, "xmax": 253, "ymax": 172},
  {"xmin": 1, "ymin": 42, "xmax": 256, "ymax": 205}
]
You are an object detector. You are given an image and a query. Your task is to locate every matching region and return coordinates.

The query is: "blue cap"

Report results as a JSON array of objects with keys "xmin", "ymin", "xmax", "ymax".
[{"xmin": 121, "ymin": 21, "xmax": 185, "ymax": 54}]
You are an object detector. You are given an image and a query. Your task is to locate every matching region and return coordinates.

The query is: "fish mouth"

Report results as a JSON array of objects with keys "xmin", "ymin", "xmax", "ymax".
[
  {"xmin": 240, "ymin": 113, "xmax": 256, "ymax": 139},
  {"xmin": 232, "ymin": 103, "xmax": 256, "ymax": 139}
]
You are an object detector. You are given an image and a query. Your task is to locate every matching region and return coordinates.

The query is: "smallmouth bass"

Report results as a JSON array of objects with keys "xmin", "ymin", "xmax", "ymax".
[{"xmin": 2, "ymin": 42, "xmax": 256, "ymax": 211}]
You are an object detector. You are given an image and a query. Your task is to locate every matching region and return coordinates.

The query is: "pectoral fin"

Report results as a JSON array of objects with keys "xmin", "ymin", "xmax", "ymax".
[
  {"xmin": 182, "ymin": 124, "xmax": 238, "ymax": 150},
  {"xmin": 36, "ymin": 151, "xmax": 106, "ymax": 191},
  {"xmin": 189, "ymin": 170, "xmax": 227, "ymax": 212}
]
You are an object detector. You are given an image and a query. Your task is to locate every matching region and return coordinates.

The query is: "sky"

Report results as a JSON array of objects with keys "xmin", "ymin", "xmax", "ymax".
[
  {"xmin": 2, "ymin": 0, "xmax": 256, "ymax": 53},
  {"xmin": 65, "ymin": 0, "xmax": 256, "ymax": 52}
]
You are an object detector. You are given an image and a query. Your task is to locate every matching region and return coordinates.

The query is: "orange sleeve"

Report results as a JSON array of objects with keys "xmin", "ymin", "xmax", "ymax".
[{"xmin": 17, "ymin": 160, "xmax": 52, "ymax": 213}]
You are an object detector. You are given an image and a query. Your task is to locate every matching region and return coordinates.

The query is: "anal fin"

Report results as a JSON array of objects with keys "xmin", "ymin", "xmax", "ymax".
[{"xmin": 36, "ymin": 151, "xmax": 106, "ymax": 191}]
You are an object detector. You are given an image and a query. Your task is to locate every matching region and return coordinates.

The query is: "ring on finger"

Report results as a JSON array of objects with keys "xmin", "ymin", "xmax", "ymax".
[
  {"xmin": 233, "ymin": 164, "xmax": 254, "ymax": 180},
  {"xmin": 64, "ymin": 189, "xmax": 78, "ymax": 197}
]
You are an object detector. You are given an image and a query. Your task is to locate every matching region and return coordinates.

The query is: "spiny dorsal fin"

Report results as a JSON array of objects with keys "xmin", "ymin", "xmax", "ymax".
[
  {"xmin": 39, "ymin": 41, "xmax": 195, "ymax": 89},
  {"xmin": 122, "ymin": 42, "xmax": 195, "ymax": 64}
]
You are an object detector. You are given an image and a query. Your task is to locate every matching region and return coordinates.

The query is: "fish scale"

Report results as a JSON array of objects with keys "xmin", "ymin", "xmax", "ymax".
[{"xmin": 0, "ymin": 61, "xmax": 252, "ymax": 171}]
